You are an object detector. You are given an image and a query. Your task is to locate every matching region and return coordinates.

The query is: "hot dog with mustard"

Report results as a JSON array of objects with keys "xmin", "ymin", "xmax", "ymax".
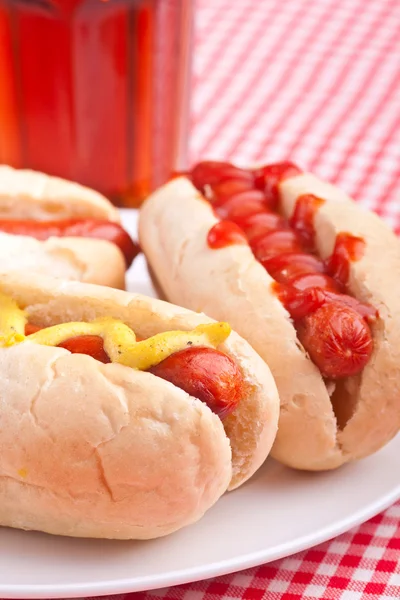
[{"xmin": 0, "ymin": 271, "xmax": 279, "ymax": 539}]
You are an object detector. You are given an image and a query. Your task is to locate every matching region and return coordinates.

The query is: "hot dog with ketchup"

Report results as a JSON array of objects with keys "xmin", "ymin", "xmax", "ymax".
[
  {"xmin": 0, "ymin": 271, "xmax": 279, "ymax": 539},
  {"xmin": 139, "ymin": 161, "xmax": 400, "ymax": 470},
  {"xmin": 0, "ymin": 165, "xmax": 139, "ymax": 288}
]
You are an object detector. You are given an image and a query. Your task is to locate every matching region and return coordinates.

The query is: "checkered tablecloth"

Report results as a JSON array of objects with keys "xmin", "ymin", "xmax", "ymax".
[
  {"xmin": 7, "ymin": 0, "xmax": 399, "ymax": 599},
  {"xmin": 87, "ymin": 1, "xmax": 400, "ymax": 599},
  {"xmin": 140, "ymin": 0, "xmax": 400, "ymax": 597},
  {"xmin": 191, "ymin": 0, "xmax": 400, "ymax": 230},
  {"xmin": 135, "ymin": 505, "xmax": 400, "ymax": 600}
]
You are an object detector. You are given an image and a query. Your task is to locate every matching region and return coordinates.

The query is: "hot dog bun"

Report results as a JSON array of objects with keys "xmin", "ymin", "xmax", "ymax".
[
  {"xmin": 139, "ymin": 175, "xmax": 400, "ymax": 470},
  {"xmin": 0, "ymin": 271, "xmax": 279, "ymax": 539},
  {"xmin": 0, "ymin": 165, "xmax": 129, "ymax": 287},
  {"xmin": 0, "ymin": 165, "xmax": 120, "ymax": 222},
  {"xmin": 0, "ymin": 233, "xmax": 126, "ymax": 289}
]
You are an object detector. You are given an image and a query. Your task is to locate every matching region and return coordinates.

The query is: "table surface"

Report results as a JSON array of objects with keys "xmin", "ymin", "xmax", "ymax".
[{"xmin": 7, "ymin": 0, "xmax": 400, "ymax": 598}]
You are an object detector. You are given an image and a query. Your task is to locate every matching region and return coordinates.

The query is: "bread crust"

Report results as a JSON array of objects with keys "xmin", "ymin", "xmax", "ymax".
[
  {"xmin": 139, "ymin": 176, "xmax": 400, "ymax": 470},
  {"xmin": 279, "ymin": 174, "xmax": 400, "ymax": 461},
  {"xmin": 0, "ymin": 232, "xmax": 126, "ymax": 289},
  {"xmin": 0, "ymin": 272, "xmax": 279, "ymax": 538},
  {"xmin": 0, "ymin": 165, "xmax": 120, "ymax": 222}
]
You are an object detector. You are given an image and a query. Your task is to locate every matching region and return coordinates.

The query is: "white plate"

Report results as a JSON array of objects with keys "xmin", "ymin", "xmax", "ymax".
[{"xmin": 0, "ymin": 210, "xmax": 399, "ymax": 599}]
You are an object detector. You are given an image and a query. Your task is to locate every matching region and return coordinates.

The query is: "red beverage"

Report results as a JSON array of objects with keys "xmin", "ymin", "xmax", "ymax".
[{"xmin": 0, "ymin": 0, "xmax": 192, "ymax": 206}]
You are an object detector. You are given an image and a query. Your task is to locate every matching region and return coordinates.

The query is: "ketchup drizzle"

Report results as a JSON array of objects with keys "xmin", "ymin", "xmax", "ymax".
[
  {"xmin": 207, "ymin": 220, "xmax": 248, "ymax": 249},
  {"xmin": 289, "ymin": 194, "xmax": 325, "ymax": 251},
  {"xmin": 253, "ymin": 161, "xmax": 302, "ymax": 208},
  {"xmin": 325, "ymin": 233, "xmax": 366, "ymax": 287},
  {"xmin": 192, "ymin": 159, "xmax": 375, "ymax": 379}
]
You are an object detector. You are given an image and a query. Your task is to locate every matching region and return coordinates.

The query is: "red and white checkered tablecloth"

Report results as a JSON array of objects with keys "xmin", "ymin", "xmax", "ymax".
[
  {"xmin": 135, "ymin": 503, "xmax": 400, "ymax": 599},
  {"xmin": 82, "ymin": 1, "xmax": 400, "ymax": 599},
  {"xmin": 9, "ymin": 0, "xmax": 399, "ymax": 599},
  {"xmin": 143, "ymin": 0, "xmax": 400, "ymax": 598},
  {"xmin": 191, "ymin": 0, "xmax": 400, "ymax": 232}
]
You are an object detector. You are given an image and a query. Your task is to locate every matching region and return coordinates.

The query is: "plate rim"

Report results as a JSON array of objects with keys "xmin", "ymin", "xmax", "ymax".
[{"xmin": 1, "ymin": 483, "xmax": 399, "ymax": 599}]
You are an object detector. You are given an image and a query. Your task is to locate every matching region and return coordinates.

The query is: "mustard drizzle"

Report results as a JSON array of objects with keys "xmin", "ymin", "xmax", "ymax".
[{"xmin": 0, "ymin": 292, "xmax": 231, "ymax": 370}]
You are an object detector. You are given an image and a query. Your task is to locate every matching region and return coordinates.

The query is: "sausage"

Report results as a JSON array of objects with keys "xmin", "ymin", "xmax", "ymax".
[
  {"xmin": 190, "ymin": 161, "xmax": 253, "ymax": 194},
  {"xmin": 273, "ymin": 284, "xmax": 327, "ymax": 320},
  {"xmin": 251, "ymin": 230, "xmax": 302, "ymax": 261},
  {"xmin": 262, "ymin": 252, "xmax": 325, "ymax": 283},
  {"xmin": 60, "ymin": 220, "xmax": 140, "ymax": 268},
  {"xmin": 24, "ymin": 324, "xmax": 242, "ymax": 418},
  {"xmin": 215, "ymin": 191, "xmax": 267, "ymax": 220},
  {"xmin": 25, "ymin": 323, "xmax": 42, "ymax": 335},
  {"xmin": 58, "ymin": 336, "xmax": 111, "ymax": 364},
  {"xmin": 0, "ymin": 220, "xmax": 65, "ymax": 240},
  {"xmin": 149, "ymin": 346, "xmax": 244, "ymax": 419},
  {"xmin": 0, "ymin": 218, "xmax": 140, "ymax": 267},
  {"xmin": 289, "ymin": 272, "xmax": 341, "ymax": 292},
  {"xmin": 296, "ymin": 303, "xmax": 373, "ymax": 379},
  {"xmin": 234, "ymin": 212, "xmax": 288, "ymax": 241},
  {"xmin": 211, "ymin": 179, "xmax": 255, "ymax": 204},
  {"xmin": 323, "ymin": 291, "xmax": 378, "ymax": 322},
  {"xmin": 274, "ymin": 285, "xmax": 377, "ymax": 322},
  {"xmin": 25, "ymin": 324, "xmax": 110, "ymax": 363}
]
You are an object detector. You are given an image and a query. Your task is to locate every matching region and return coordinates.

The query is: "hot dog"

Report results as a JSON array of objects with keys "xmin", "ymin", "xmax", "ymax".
[
  {"xmin": 23, "ymin": 324, "xmax": 243, "ymax": 417},
  {"xmin": 0, "ymin": 271, "xmax": 279, "ymax": 539},
  {"xmin": 0, "ymin": 165, "xmax": 139, "ymax": 288},
  {"xmin": 139, "ymin": 161, "xmax": 400, "ymax": 470}
]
